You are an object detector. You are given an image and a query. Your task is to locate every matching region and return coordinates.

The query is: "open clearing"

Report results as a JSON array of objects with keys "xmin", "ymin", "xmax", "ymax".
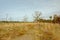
[{"xmin": 0, "ymin": 22, "xmax": 60, "ymax": 40}]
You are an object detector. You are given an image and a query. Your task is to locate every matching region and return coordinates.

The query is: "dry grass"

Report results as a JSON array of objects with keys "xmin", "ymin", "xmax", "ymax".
[{"xmin": 0, "ymin": 22, "xmax": 60, "ymax": 40}]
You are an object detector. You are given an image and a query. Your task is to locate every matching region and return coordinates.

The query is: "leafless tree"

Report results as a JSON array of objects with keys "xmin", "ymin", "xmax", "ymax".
[
  {"xmin": 6, "ymin": 14, "xmax": 8, "ymax": 21},
  {"xmin": 33, "ymin": 11, "xmax": 42, "ymax": 22},
  {"xmin": 23, "ymin": 15, "xmax": 28, "ymax": 22}
]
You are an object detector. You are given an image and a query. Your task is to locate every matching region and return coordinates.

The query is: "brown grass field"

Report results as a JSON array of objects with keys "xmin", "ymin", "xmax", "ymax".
[{"xmin": 0, "ymin": 22, "xmax": 60, "ymax": 40}]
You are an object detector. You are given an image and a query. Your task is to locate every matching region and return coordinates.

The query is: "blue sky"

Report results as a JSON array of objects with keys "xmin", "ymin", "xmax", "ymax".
[{"xmin": 0, "ymin": 0, "xmax": 60, "ymax": 21}]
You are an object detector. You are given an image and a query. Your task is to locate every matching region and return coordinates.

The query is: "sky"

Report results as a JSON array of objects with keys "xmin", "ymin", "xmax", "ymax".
[{"xmin": 0, "ymin": 0, "xmax": 60, "ymax": 21}]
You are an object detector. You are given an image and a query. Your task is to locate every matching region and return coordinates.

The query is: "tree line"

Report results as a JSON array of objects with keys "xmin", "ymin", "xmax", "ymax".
[
  {"xmin": 33, "ymin": 11, "xmax": 60, "ymax": 24},
  {"xmin": 0, "ymin": 11, "xmax": 60, "ymax": 23}
]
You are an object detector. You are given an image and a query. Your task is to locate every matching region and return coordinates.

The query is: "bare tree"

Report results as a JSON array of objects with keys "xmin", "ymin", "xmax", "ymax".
[
  {"xmin": 53, "ymin": 14, "xmax": 58, "ymax": 23},
  {"xmin": 5, "ymin": 14, "xmax": 8, "ymax": 21},
  {"xmin": 9, "ymin": 17, "xmax": 13, "ymax": 21},
  {"xmin": 33, "ymin": 11, "xmax": 42, "ymax": 22},
  {"xmin": 23, "ymin": 15, "xmax": 28, "ymax": 22}
]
